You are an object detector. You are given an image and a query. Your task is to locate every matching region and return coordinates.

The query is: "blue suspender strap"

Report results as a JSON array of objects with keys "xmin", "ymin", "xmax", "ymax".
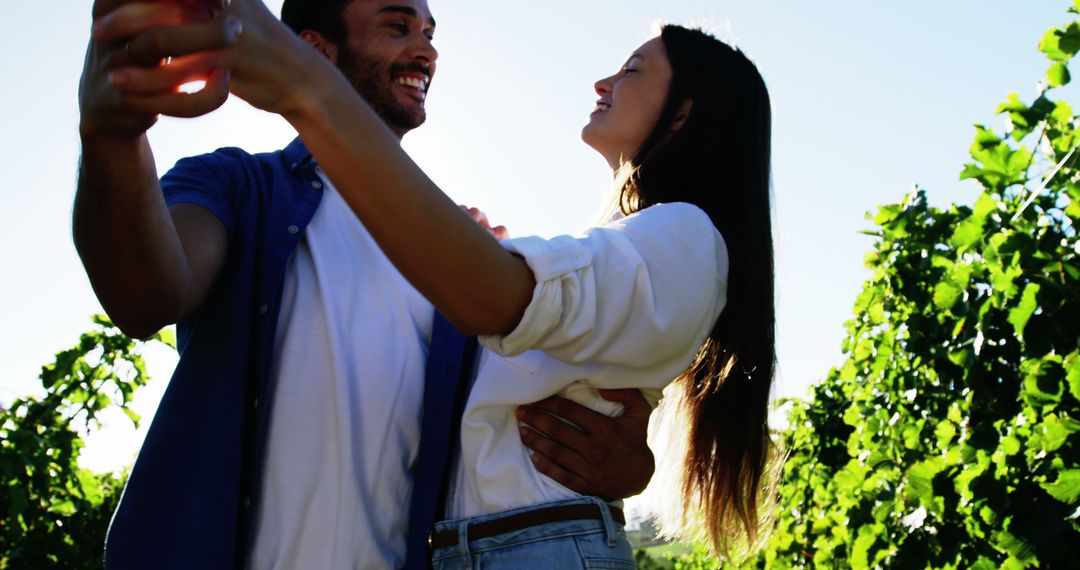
[{"xmin": 404, "ymin": 312, "xmax": 478, "ymax": 570}]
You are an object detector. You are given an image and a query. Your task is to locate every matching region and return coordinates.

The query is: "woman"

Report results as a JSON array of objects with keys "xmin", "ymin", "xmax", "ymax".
[{"xmin": 103, "ymin": 1, "xmax": 777, "ymax": 565}]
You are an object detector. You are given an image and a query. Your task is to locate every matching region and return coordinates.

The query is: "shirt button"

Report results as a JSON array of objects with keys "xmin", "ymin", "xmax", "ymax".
[
  {"xmin": 258, "ymin": 304, "xmax": 269, "ymax": 315},
  {"xmin": 287, "ymin": 225, "xmax": 300, "ymax": 235},
  {"xmin": 311, "ymin": 180, "xmax": 323, "ymax": 190},
  {"xmin": 252, "ymin": 398, "xmax": 259, "ymax": 409},
  {"xmin": 243, "ymin": 497, "xmax": 252, "ymax": 509}
]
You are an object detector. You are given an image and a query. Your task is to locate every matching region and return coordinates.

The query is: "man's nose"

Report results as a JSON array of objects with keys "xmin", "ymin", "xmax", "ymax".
[{"xmin": 410, "ymin": 34, "xmax": 438, "ymax": 64}]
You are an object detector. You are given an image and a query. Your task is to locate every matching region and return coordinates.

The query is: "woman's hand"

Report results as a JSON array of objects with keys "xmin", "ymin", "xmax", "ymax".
[
  {"xmin": 105, "ymin": 0, "xmax": 337, "ymax": 118},
  {"xmin": 460, "ymin": 205, "xmax": 509, "ymax": 240}
]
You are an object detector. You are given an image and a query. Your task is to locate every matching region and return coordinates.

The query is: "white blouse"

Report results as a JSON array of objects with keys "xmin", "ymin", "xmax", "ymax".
[{"xmin": 448, "ymin": 201, "xmax": 729, "ymax": 518}]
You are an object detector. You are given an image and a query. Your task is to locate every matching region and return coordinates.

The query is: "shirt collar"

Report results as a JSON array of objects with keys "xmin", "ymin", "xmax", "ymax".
[{"xmin": 283, "ymin": 137, "xmax": 315, "ymax": 174}]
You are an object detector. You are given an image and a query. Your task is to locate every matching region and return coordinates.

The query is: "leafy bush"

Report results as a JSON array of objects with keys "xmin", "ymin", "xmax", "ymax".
[
  {"xmin": 0, "ymin": 316, "xmax": 171, "ymax": 569},
  {"xmin": 753, "ymin": 3, "xmax": 1080, "ymax": 569}
]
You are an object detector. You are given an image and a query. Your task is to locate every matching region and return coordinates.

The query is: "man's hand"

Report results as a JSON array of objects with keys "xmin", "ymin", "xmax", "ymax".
[
  {"xmin": 517, "ymin": 389, "xmax": 655, "ymax": 501},
  {"xmin": 80, "ymin": 0, "xmax": 231, "ymax": 139}
]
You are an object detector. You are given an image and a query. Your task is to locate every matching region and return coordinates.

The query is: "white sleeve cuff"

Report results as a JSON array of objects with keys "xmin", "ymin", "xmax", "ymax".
[{"xmin": 478, "ymin": 235, "xmax": 592, "ymax": 356}]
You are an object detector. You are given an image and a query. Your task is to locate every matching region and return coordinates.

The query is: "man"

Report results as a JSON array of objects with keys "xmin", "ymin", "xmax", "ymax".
[{"xmin": 76, "ymin": 0, "xmax": 654, "ymax": 568}]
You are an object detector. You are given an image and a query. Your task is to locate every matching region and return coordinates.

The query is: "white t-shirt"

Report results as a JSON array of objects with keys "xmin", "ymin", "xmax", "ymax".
[
  {"xmin": 449, "ymin": 202, "xmax": 728, "ymax": 518},
  {"xmin": 250, "ymin": 173, "xmax": 434, "ymax": 569}
]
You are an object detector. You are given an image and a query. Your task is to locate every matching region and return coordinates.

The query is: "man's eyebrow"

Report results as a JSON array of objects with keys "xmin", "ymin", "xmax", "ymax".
[{"xmin": 377, "ymin": 6, "xmax": 437, "ymax": 28}]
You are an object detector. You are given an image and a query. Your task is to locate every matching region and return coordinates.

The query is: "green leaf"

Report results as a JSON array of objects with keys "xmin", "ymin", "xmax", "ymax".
[
  {"xmin": 996, "ymin": 531, "xmax": 1037, "ymax": 564},
  {"xmin": 906, "ymin": 457, "xmax": 946, "ymax": 505},
  {"xmin": 999, "ymin": 435, "xmax": 1021, "ymax": 456},
  {"xmin": 1067, "ymin": 196, "xmax": 1080, "ymax": 220},
  {"xmin": 155, "ymin": 327, "xmax": 177, "ymax": 350},
  {"xmin": 971, "ymin": 124, "xmax": 1002, "ymax": 151},
  {"xmin": 122, "ymin": 407, "xmax": 142, "ymax": 427},
  {"xmin": 1041, "ymin": 469, "xmax": 1080, "ymax": 504},
  {"xmin": 1023, "ymin": 362, "xmax": 1062, "ymax": 406},
  {"xmin": 1062, "ymin": 23, "xmax": 1080, "ymax": 57},
  {"xmin": 75, "ymin": 470, "xmax": 104, "ymax": 506},
  {"xmin": 1051, "ymin": 100, "xmax": 1075, "ymax": 126},
  {"xmin": 851, "ymin": 529, "xmax": 877, "ymax": 570},
  {"xmin": 47, "ymin": 499, "xmax": 76, "ymax": 517},
  {"xmin": 1041, "ymin": 28, "xmax": 1071, "ymax": 62},
  {"xmin": 935, "ymin": 421, "xmax": 957, "ymax": 447},
  {"xmin": 1066, "ymin": 351, "xmax": 1080, "ymax": 401},
  {"xmin": 933, "ymin": 280, "xmax": 964, "ymax": 311},
  {"xmin": 972, "ymin": 192, "xmax": 998, "ymax": 220},
  {"xmin": 1048, "ymin": 62, "xmax": 1072, "ymax": 87},
  {"xmin": 843, "ymin": 404, "xmax": 863, "ymax": 427},
  {"xmin": 1001, "ymin": 558, "xmax": 1029, "ymax": 570},
  {"xmin": 873, "ymin": 204, "xmax": 902, "ymax": 225},
  {"xmin": 1007, "ymin": 283, "xmax": 1040, "ymax": 339},
  {"xmin": 1006, "ymin": 146, "xmax": 1033, "ymax": 178},
  {"xmin": 951, "ymin": 219, "xmax": 984, "ymax": 252},
  {"xmin": 996, "ymin": 93, "xmax": 1027, "ymax": 115},
  {"xmin": 835, "ymin": 461, "xmax": 869, "ymax": 492},
  {"xmin": 1041, "ymin": 414, "xmax": 1080, "ymax": 452},
  {"xmin": 854, "ymin": 338, "xmax": 875, "ymax": 362}
]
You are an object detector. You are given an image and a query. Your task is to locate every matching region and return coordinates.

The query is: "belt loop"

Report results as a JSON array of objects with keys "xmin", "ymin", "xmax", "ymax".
[
  {"xmin": 591, "ymin": 498, "xmax": 619, "ymax": 547},
  {"xmin": 456, "ymin": 519, "xmax": 472, "ymax": 566}
]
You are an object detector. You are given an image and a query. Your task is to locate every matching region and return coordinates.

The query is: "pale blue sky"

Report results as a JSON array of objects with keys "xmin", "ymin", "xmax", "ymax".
[{"xmin": 1, "ymin": 1, "xmax": 1077, "ymax": 473}]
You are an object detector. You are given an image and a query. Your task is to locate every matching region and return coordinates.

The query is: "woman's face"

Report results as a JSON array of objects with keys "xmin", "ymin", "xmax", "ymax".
[{"xmin": 581, "ymin": 37, "xmax": 673, "ymax": 169}]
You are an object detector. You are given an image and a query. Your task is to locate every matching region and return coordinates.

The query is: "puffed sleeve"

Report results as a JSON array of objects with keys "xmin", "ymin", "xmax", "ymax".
[{"xmin": 479, "ymin": 202, "xmax": 728, "ymax": 378}]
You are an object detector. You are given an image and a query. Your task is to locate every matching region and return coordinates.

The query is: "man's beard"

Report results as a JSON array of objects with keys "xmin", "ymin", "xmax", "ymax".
[{"xmin": 336, "ymin": 46, "xmax": 427, "ymax": 137}]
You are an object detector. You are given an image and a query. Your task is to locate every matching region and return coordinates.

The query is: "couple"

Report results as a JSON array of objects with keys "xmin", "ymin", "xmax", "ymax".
[{"xmin": 76, "ymin": 0, "xmax": 776, "ymax": 568}]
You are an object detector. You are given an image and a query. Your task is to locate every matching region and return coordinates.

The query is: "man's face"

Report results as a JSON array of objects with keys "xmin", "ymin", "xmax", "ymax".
[{"xmin": 336, "ymin": 0, "xmax": 437, "ymax": 138}]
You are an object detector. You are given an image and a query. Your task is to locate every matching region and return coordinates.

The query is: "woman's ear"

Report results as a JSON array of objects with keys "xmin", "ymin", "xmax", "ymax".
[
  {"xmin": 299, "ymin": 30, "xmax": 340, "ymax": 63},
  {"xmin": 670, "ymin": 99, "xmax": 694, "ymax": 133}
]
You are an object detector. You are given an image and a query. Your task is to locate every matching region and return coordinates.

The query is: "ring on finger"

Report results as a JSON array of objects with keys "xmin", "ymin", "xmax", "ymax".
[{"xmin": 123, "ymin": 40, "xmax": 146, "ymax": 66}]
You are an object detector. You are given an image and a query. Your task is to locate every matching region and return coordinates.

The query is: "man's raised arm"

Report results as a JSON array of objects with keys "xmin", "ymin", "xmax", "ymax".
[{"xmin": 74, "ymin": 0, "xmax": 232, "ymax": 338}]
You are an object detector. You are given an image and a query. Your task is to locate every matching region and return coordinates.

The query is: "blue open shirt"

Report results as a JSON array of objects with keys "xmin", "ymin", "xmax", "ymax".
[{"xmin": 104, "ymin": 138, "xmax": 470, "ymax": 570}]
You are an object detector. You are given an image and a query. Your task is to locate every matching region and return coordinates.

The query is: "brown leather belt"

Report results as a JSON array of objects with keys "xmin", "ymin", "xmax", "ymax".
[{"xmin": 428, "ymin": 503, "xmax": 625, "ymax": 551}]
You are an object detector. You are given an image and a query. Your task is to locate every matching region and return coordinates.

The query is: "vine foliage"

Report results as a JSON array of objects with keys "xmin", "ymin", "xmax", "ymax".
[
  {"xmin": 755, "ymin": 3, "xmax": 1080, "ymax": 568},
  {"xmin": 0, "ymin": 316, "xmax": 172, "ymax": 569}
]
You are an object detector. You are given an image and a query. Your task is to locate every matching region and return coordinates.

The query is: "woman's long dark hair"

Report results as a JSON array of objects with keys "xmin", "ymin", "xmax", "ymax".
[{"xmin": 620, "ymin": 25, "xmax": 777, "ymax": 557}]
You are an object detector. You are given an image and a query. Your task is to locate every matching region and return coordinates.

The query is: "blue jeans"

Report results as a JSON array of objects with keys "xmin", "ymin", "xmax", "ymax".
[{"xmin": 430, "ymin": 497, "xmax": 635, "ymax": 569}]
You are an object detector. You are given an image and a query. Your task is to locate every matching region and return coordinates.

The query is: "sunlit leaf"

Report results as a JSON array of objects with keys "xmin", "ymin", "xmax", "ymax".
[
  {"xmin": 122, "ymin": 407, "xmax": 141, "ymax": 427},
  {"xmin": 46, "ymin": 500, "xmax": 76, "ymax": 517},
  {"xmin": 155, "ymin": 327, "xmax": 177, "ymax": 350},
  {"xmin": 1041, "ymin": 414, "xmax": 1080, "ymax": 451},
  {"xmin": 1042, "ymin": 469, "xmax": 1080, "ymax": 503},
  {"xmin": 936, "ymin": 420, "xmax": 958, "ymax": 447},
  {"xmin": 1067, "ymin": 351, "xmax": 1080, "ymax": 401},
  {"xmin": 997, "ymin": 531, "xmax": 1038, "ymax": 563},
  {"xmin": 933, "ymin": 280, "xmax": 964, "ymax": 311},
  {"xmin": 1008, "ymin": 283, "xmax": 1041, "ymax": 339},
  {"xmin": 1049, "ymin": 62, "xmax": 1072, "ymax": 87}
]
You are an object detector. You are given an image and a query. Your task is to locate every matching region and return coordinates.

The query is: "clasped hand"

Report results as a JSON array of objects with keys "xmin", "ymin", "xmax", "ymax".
[{"xmin": 81, "ymin": 0, "xmax": 320, "ymax": 138}]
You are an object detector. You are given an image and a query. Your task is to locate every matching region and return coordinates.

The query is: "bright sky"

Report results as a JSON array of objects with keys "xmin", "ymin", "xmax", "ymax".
[{"xmin": 2, "ymin": 1, "xmax": 1077, "ymax": 482}]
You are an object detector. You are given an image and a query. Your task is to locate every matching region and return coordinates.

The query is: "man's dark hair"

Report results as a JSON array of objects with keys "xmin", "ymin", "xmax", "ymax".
[{"xmin": 281, "ymin": 0, "xmax": 353, "ymax": 44}]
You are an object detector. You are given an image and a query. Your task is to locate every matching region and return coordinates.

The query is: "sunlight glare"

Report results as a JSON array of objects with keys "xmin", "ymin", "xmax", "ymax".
[{"xmin": 178, "ymin": 80, "xmax": 207, "ymax": 94}]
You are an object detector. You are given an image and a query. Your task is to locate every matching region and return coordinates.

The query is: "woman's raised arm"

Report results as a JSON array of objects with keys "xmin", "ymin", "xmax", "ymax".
[{"xmin": 106, "ymin": 0, "xmax": 536, "ymax": 335}]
